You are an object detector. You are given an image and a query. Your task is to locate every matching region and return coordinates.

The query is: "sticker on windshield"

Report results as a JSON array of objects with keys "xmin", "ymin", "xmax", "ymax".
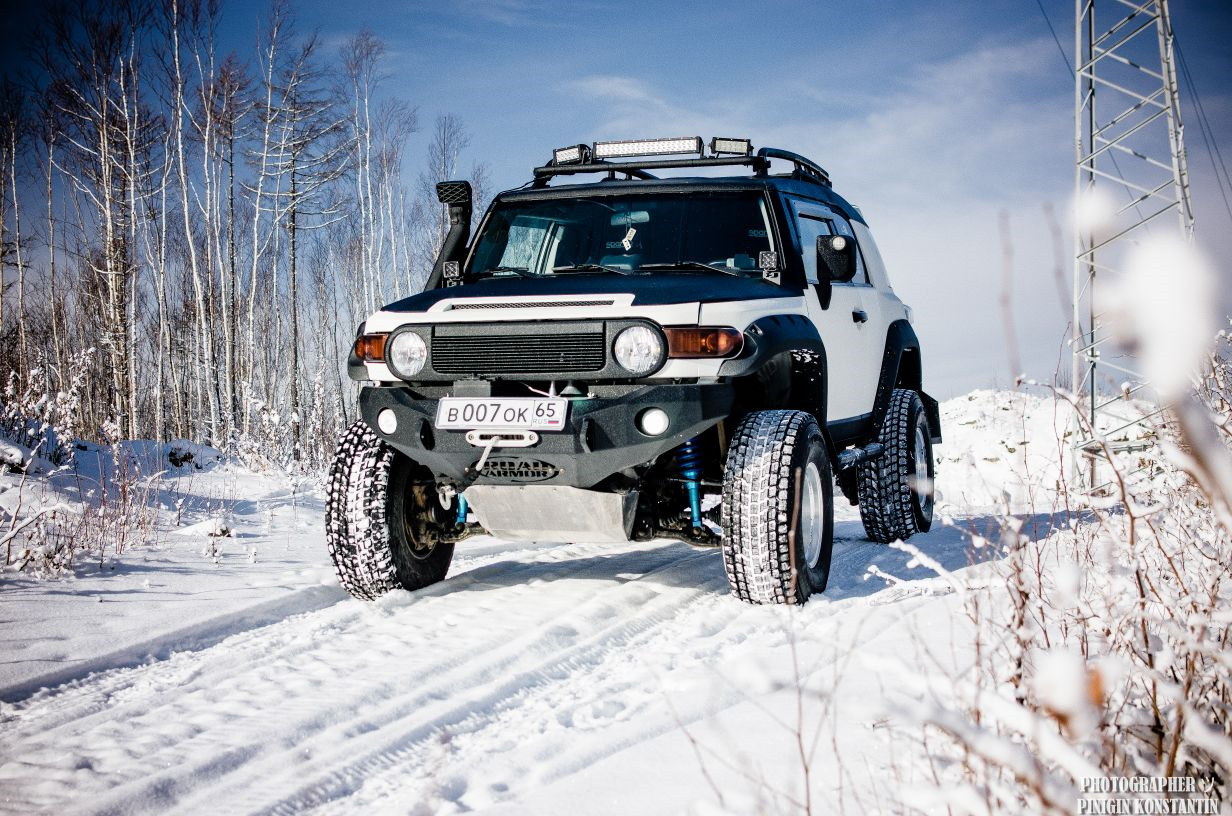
[{"xmin": 622, "ymin": 228, "xmax": 637, "ymax": 252}]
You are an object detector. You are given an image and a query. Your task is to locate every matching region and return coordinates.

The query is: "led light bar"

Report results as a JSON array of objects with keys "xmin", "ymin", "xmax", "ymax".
[
  {"xmin": 710, "ymin": 137, "xmax": 752, "ymax": 156},
  {"xmin": 552, "ymin": 144, "xmax": 590, "ymax": 165},
  {"xmin": 593, "ymin": 137, "xmax": 703, "ymax": 159}
]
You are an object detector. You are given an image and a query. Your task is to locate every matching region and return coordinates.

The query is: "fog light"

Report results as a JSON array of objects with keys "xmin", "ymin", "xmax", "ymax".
[
  {"xmin": 377, "ymin": 409, "xmax": 398, "ymax": 434},
  {"xmin": 637, "ymin": 407, "xmax": 670, "ymax": 436}
]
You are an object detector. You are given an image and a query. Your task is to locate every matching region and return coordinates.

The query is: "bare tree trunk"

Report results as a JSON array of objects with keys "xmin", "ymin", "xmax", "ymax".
[
  {"xmin": 98, "ymin": 72, "xmax": 127, "ymax": 433},
  {"xmin": 153, "ymin": 134, "xmax": 171, "ymax": 443},
  {"xmin": 119, "ymin": 52, "xmax": 141, "ymax": 440},
  {"xmin": 0, "ymin": 126, "xmax": 6, "ymax": 344},
  {"xmin": 46, "ymin": 129, "xmax": 63, "ymax": 379},
  {"xmin": 244, "ymin": 6, "xmax": 283, "ymax": 437},
  {"xmin": 288, "ymin": 162, "xmax": 299, "ymax": 458},
  {"xmin": 10, "ymin": 127, "xmax": 27, "ymax": 372},
  {"xmin": 225, "ymin": 127, "xmax": 237, "ymax": 436},
  {"xmin": 171, "ymin": 0, "xmax": 220, "ymax": 444}
]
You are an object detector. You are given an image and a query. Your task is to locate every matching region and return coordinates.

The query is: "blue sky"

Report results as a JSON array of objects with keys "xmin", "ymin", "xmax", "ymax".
[
  {"xmin": 293, "ymin": 0, "xmax": 1232, "ymax": 396},
  {"xmin": 3, "ymin": 0, "xmax": 1229, "ymax": 397}
]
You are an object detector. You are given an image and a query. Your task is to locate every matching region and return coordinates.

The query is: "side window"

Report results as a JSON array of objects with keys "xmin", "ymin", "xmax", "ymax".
[{"xmin": 795, "ymin": 214, "xmax": 832, "ymax": 284}]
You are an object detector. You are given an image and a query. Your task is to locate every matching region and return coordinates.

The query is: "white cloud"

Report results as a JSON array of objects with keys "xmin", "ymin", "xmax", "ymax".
[{"xmin": 557, "ymin": 40, "xmax": 1077, "ymax": 395}]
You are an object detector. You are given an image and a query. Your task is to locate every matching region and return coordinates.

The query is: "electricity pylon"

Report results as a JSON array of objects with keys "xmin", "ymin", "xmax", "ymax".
[{"xmin": 1071, "ymin": 0, "xmax": 1194, "ymax": 492}]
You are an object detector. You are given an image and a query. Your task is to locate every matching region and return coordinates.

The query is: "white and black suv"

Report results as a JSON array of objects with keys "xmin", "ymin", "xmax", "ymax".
[{"xmin": 327, "ymin": 137, "xmax": 941, "ymax": 606}]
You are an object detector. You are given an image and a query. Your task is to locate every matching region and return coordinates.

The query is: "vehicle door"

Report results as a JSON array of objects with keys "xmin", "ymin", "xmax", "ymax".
[{"xmin": 788, "ymin": 198, "xmax": 882, "ymax": 422}]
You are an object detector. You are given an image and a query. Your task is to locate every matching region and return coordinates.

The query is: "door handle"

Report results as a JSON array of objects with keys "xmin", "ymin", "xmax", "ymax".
[{"xmin": 852, "ymin": 309, "xmax": 868, "ymax": 324}]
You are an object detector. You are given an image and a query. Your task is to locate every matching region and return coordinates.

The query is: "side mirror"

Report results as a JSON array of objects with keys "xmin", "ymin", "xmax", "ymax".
[{"xmin": 816, "ymin": 234, "xmax": 855, "ymax": 283}]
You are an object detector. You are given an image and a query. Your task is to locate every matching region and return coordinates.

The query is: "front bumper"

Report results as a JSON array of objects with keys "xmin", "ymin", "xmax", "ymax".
[{"xmin": 359, "ymin": 382, "xmax": 733, "ymax": 489}]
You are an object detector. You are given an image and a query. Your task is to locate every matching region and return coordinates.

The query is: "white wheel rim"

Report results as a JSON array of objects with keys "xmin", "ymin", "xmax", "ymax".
[
  {"xmin": 801, "ymin": 461, "xmax": 824, "ymax": 568},
  {"xmin": 913, "ymin": 422, "xmax": 933, "ymax": 515}
]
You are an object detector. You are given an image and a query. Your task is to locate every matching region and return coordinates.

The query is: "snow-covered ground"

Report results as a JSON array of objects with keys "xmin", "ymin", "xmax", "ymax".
[{"xmin": 0, "ymin": 391, "xmax": 1076, "ymax": 815}]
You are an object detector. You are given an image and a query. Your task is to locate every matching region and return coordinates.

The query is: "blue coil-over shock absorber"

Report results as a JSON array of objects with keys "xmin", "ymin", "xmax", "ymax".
[
  {"xmin": 455, "ymin": 493, "xmax": 469, "ymax": 527},
  {"xmin": 674, "ymin": 436, "xmax": 705, "ymax": 528}
]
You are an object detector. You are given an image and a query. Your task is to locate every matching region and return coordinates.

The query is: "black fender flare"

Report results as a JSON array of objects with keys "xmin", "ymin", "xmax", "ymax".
[
  {"xmin": 872, "ymin": 320, "xmax": 942, "ymax": 443},
  {"xmin": 718, "ymin": 313, "xmax": 832, "ymax": 442},
  {"xmin": 718, "ymin": 314, "xmax": 827, "ymax": 379}
]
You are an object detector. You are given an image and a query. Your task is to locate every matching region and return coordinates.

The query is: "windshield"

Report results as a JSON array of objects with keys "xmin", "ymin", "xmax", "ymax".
[{"xmin": 467, "ymin": 191, "xmax": 776, "ymax": 279}]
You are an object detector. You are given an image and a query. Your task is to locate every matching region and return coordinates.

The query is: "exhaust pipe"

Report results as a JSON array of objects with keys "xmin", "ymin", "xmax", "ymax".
[{"xmin": 425, "ymin": 180, "xmax": 473, "ymax": 289}]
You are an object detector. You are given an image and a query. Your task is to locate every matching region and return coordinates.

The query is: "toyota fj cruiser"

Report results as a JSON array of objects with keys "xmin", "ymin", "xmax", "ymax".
[{"xmin": 327, "ymin": 137, "xmax": 941, "ymax": 606}]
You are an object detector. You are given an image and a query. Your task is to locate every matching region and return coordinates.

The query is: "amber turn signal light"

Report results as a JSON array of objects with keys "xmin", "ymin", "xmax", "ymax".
[
  {"xmin": 664, "ymin": 327, "xmax": 743, "ymax": 358},
  {"xmin": 354, "ymin": 333, "xmax": 388, "ymax": 362}
]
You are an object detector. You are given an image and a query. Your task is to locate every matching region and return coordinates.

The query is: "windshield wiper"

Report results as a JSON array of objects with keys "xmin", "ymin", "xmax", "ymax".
[
  {"xmin": 479, "ymin": 265, "xmax": 534, "ymax": 277},
  {"xmin": 552, "ymin": 263, "xmax": 637, "ymax": 276},
  {"xmin": 639, "ymin": 262, "xmax": 747, "ymax": 277}
]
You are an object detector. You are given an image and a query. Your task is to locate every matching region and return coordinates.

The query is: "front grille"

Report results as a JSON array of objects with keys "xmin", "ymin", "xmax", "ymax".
[{"xmin": 432, "ymin": 327, "xmax": 607, "ymax": 374}]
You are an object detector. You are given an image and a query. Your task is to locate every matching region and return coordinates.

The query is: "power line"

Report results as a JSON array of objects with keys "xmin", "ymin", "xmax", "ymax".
[
  {"xmin": 1175, "ymin": 40, "xmax": 1232, "ymax": 227},
  {"xmin": 1035, "ymin": 0, "xmax": 1073, "ymax": 74},
  {"xmin": 1033, "ymin": 1, "xmax": 1232, "ymax": 230}
]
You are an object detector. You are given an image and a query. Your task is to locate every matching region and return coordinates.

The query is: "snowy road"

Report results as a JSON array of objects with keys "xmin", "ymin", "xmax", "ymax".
[
  {"xmin": 0, "ymin": 391, "xmax": 1069, "ymax": 814},
  {"xmin": 0, "ymin": 512, "xmax": 1026, "ymax": 815}
]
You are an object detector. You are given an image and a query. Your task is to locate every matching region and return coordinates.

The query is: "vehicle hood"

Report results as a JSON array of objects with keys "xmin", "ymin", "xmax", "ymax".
[{"xmin": 383, "ymin": 273, "xmax": 792, "ymax": 313}]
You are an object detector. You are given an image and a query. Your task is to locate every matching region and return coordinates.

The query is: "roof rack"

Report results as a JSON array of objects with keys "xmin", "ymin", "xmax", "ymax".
[{"xmin": 531, "ymin": 139, "xmax": 831, "ymax": 188}]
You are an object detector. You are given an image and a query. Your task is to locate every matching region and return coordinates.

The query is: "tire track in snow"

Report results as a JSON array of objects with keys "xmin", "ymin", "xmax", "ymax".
[
  {"xmin": 0, "ymin": 541, "xmax": 716, "ymax": 815},
  {"xmin": 1, "ymin": 512, "xmax": 924, "ymax": 816},
  {"xmin": 0, "ymin": 537, "xmax": 597, "ymax": 735},
  {"xmin": 197, "ymin": 548, "xmax": 727, "ymax": 816},
  {"xmin": 304, "ymin": 528, "xmax": 914, "ymax": 814}
]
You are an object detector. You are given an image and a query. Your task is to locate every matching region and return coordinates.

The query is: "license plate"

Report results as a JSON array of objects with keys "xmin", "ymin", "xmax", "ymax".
[{"xmin": 435, "ymin": 398, "xmax": 567, "ymax": 431}]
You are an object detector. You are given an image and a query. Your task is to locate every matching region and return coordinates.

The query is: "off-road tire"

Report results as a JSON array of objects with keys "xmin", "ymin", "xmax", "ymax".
[
  {"xmin": 857, "ymin": 389, "xmax": 934, "ymax": 543},
  {"xmin": 721, "ymin": 410, "xmax": 834, "ymax": 605},
  {"xmin": 325, "ymin": 421, "xmax": 454, "ymax": 600}
]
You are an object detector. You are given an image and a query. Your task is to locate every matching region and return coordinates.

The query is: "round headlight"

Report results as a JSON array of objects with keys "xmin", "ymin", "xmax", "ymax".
[
  {"xmin": 387, "ymin": 331, "xmax": 428, "ymax": 378},
  {"xmin": 613, "ymin": 325, "xmax": 664, "ymax": 375}
]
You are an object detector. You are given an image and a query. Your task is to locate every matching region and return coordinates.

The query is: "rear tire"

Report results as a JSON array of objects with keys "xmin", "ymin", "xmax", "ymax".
[
  {"xmin": 857, "ymin": 389, "xmax": 935, "ymax": 543},
  {"xmin": 721, "ymin": 410, "xmax": 834, "ymax": 605},
  {"xmin": 325, "ymin": 421, "xmax": 454, "ymax": 600}
]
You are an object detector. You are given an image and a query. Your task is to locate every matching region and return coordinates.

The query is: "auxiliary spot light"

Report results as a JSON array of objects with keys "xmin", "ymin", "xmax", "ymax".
[
  {"xmin": 710, "ymin": 137, "xmax": 752, "ymax": 156},
  {"xmin": 552, "ymin": 144, "xmax": 590, "ymax": 165}
]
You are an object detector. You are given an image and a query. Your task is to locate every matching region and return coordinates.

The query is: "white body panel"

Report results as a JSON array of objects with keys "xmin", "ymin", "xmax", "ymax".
[
  {"xmin": 786, "ymin": 199, "xmax": 891, "ymax": 422},
  {"xmin": 362, "ymin": 293, "xmax": 807, "ymax": 383}
]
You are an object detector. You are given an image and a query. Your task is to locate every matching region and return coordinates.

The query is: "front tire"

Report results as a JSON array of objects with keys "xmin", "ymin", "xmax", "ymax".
[
  {"xmin": 721, "ymin": 410, "xmax": 834, "ymax": 605},
  {"xmin": 857, "ymin": 389, "xmax": 935, "ymax": 543},
  {"xmin": 325, "ymin": 421, "xmax": 455, "ymax": 600}
]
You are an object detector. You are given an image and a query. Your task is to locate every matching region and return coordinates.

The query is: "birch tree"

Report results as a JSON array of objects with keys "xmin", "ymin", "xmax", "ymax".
[{"xmin": 264, "ymin": 34, "xmax": 346, "ymax": 456}]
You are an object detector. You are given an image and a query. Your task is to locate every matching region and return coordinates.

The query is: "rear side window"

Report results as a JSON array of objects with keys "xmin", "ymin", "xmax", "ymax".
[
  {"xmin": 786, "ymin": 197, "xmax": 870, "ymax": 285},
  {"xmin": 796, "ymin": 215, "xmax": 832, "ymax": 284}
]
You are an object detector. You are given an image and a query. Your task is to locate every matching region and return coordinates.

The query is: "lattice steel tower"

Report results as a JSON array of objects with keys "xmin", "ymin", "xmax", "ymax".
[{"xmin": 1072, "ymin": 0, "xmax": 1194, "ymax": 490}]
